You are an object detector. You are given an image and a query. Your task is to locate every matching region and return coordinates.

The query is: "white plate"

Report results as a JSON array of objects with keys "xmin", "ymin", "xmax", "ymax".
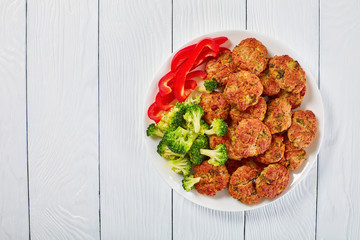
[{"xmin": 143, "ymin": 30, "xmax": 324, "ymax": 211}]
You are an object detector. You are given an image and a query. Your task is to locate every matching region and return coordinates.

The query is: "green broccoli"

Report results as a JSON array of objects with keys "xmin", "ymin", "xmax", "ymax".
[
  {"xmin": 203, "ymin": 118, "xmax": 228, "ymax": 136},
  {"xmin": 182, "ymin": 175, "xmax": 201, "ymax": 192},
  {"xmin": 200, "ymin": 144, "xmax": 228, "ymax": 166},
  {"xmin": 199, "ymin": 119, "xmax": 210, "ymax": 135},
  {"xmin": 168, "ymin": 155, "xmax": 192, "ymax": 176},
  {"xmin": 157, "ymin": 139, "xmax": 184, "ymax": 160},
  {"xmin": 163, "ymin": 126, "xmax": 197, "ymax": 154},
  {"xmin": 157, "ymin": 106, "xmax": 185, "ymax": 131},
  {"xmin": 197, "ymin": 78, "xmax": 218, "ymax": 93},
  {"xmin": 183, "ymin": 105, "xmax": 204, "ymax": 133},
  {"xmin": 146, "ymin": 123, "xmax": 164, "ymax": 138},
  {"xmin": 176, "ymin": 94, "xmax": 201, "ymax": 111},
  {"xmin": 188, "ymin": 134, "xmax": 209, "ymax": 165}
]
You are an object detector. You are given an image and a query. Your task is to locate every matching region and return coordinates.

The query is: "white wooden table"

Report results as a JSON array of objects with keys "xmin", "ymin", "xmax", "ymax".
[{"xmin": 0, "ymin": 0, "xmax": 359, "ymax": 239}]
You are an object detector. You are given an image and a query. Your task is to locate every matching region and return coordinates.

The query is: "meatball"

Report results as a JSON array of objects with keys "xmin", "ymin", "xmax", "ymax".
[
  {"xmin": 287, "ymin": 110, "xmax": 317, "ymax": 148},
  {"xmin": 255, "ymin": 163, "xmax": 289, "ymax": 199},
  {"xmin": 205, "ymin": 50, "xmax": 236, "ymax": 86},
  {"xmin": 199, "ymin": 92, "xmax": 230, "ymax": 124},
  {"xmin": 229, "ymin": 97, "xmax": 267, "ymax": 124},
  {"xmin": 232, "ymin": 38, "xmax": 269, "ymax": 75},
  {"xmin": 229, "ymin": 166, "xmax": 262, "ymax": 205},
  {"xmin": 284, "ymin": 135, "xmax": 301, "ymax": 152},
  {"xmin": 209, "ymin": 125, "xmax": 243, "ymax": 160},
  {"xmin": 268, "ymin": 55, "xmax": 306, "ymax": 93},
  {"xmin": 277, "ymin": 85, "xmax": 306, "ymax": 109},
  {"xmin": 224, "ymin": 71, "xmax": 263, "ymax": 111},
  {"xmin": 259, "ymin": 68, "xmax": 280, "ymax": 96},
  {"xmin": 232, "ymin": 119, "xmax": 272, "ymax": 158},
  {"xmin": 278, "ymin": 149, "xmax": 307, "ymax": 170},
  {"xmin": 263, "ymin": 97, "xmax": 292, "ymax": 134},
  {"xmin": 193, "ymin": 160, "xmax": 230, "ymax": 196},
  {"xmin": 256, "ymin": 134, "xmax": 285, "ymax": 165}
]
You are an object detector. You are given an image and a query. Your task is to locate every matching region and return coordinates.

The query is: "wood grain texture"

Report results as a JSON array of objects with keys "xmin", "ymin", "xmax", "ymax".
[
  {"xmin": 172, "ymin": 1, "xmax": 246, "ymax": 239},
  {"xmin": 245, "ymin": 1, "xmax": 319, "ymax": 239},
  {"xmin": 27, "ymin": 0, "xmax": 99, "ymax": 238},
  {"xmin": 317, "ymin": 0, "xmax": 360, "ymax": 239},
  {"xmin": 0, "ymin": 0, "xmax": 28, "ymax": 238},
  {"xmin": 99, "ymin": 0, "xmax": 172, "ymax": 239}
]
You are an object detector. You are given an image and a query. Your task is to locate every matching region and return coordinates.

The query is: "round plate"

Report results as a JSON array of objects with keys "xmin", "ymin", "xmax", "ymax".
[{"xmin": 143, "ymin": 30, "xmax": 324, "ymax": 211}]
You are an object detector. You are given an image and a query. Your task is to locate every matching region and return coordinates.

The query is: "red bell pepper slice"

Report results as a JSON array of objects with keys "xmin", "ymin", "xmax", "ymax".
[
  {"xmin": 185, "ymin": 80, "xmax": 197, "ymax": 90},
  {"xmin": 170, "ymin": 36, "xmax": 228, "ymax": 71},
  {"xmin": 173, "ymin": 38, "xmax": 220, "ymax": 101},
  {"xmin": 185, "ymin": 70, "xmax": 207, "ymax": 80},
  {"xmin": 156, "ymin": 91, "xmax": 175, "ymax": 111},
  {"xmin": 158, "ymin": 72, "xmax": 176, "ymax": 96},
  {"xmin": 148, "ymin": 102, "xmax": 164, "ymax": 123}
]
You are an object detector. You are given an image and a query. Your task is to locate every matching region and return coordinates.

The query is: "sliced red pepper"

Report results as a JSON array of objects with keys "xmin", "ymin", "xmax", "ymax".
[
  {"xmin": 185, "ymin": 80, "xmax": 197, "ymax": 90},
  {"xmin": 148, "ymin": 102, "xmax": 164, "ymax": 123},
  {"xmin": 173, "ymin": 38, "xmax": 220, "ymax": 102},
  {"xmin": 158, "ymin": 72, "xmax": 175, "ymax": 96},
  {"xmin": 185, "ymin": 70, "xmax": 207, "ymax": 80},
  {"xmin": 191, "ymin": 47, "xmax": 218, "ymax": 70},
  {"xmin": 156, "ymin": 92, "xmax": 175, "ymax": 111},
  {"xmin": 171, "ymin": 36, "xmax": 228, "ymax": 71}
]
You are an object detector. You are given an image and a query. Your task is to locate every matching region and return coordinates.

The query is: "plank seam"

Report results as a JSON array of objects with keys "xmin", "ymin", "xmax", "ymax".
[
  {"xmin": 315, "ymin": 0, "xmax": 321, "ymax": 239},
  {"xmin": 98, "ymin": 0, "xmax": 102, "ymax": 239},
  {"xmin": 25, "ymin": 0, "xmax": 31, "ymax": 239}
]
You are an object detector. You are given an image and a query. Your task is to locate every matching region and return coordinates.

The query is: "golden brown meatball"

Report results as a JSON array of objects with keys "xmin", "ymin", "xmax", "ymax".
[
  {"xmin": 232, "ymin": 119, "xmax": 272, "ymax": 158},
  {"xmin": 232, "ymin": 38, "xmax": 269, "ymax": 75},
  {"xmin": 259, "ymin": 68, "xmax": 281, "ymax": 96},
  {"xmin": 224, "ymin": 71, "xmax": 263, "ymax": 111},
  {"xmin": 278, "ymin": 149, "xmax": 307, "ymax": 170},
  {"xmin": 287, "ymin": 110, "xmax": 317, "ymax": 148},
  {"xmin": 193, "ymin": 160, "xmax": 230, "ymax": 196},
  {"xmin": 255, "ymin": 163, "xmax": 289, "ymax": 199},
  {"xmin": 229, "ymin": 166, "xmax": 262, "ymax": 205},
  {"xmin": 240, "ymin": 158, "xmax": 266, "ymax": 174},
  {"xmin": 263, "ymin": 98, "xmax": 292, "ymax": 134},
  {"xmin": 205, "ymin": 50, "xmax": 237, "ymax": 86},
  {"xmin": 276, "ymin": 85, "xmax": 306, "ymax": 109},
  {"xmin": 199, "ymin": 92, "xmax": 230, "ymax": 124},
  {"xmin": 229, "ymin": 97, "xmax": 267, "ymax": 124},
  {"xmin": 256, "ymin": 134, "xmax": 285, "ymax": 165},
  {"xmin": 268, "ymin": 55, "xmax": 306, "ymax": 93}
]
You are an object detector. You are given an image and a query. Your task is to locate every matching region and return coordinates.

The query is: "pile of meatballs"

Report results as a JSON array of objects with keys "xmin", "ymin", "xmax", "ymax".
[{"xmin": 193, "ymin": 38, "xmax": 317, "ymax": 205}]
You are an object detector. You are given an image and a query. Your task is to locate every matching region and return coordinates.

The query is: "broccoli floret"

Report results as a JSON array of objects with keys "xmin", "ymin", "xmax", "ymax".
[
  {"xmin": 204, "ymin": 79, "xmax": 218, "ymax": 92},
  {"xmin": 197, "ymin": 78, "xmax": 218, "ymax": 93},
  {"xmin": 200, "ymin": 144, "xmax": 228, "ymax": 166},
  {"xmin": 176, "ymin": 94, "xmax": 201, "ymax": 110},
  {"xmin": 163, "ymin": 126, "xmax": 197, "ymax": 154},
  {"xmin": 188, "ymin": 135, "xmax": 209, "ymax": 165},
  {"xmin": 199, "ymin": 119, "xmax": 210, "ymax": 135},
  {"xmin": 157, "ymin": 139, "xmax": 184, "ymax": 160},
  {"xmin": 146, "ymin": 123, "xmax": 164, "ymax": 138},
  {"xmin": 183, "ymin": 105, "xmax": 204, "ymax": 133},
  {"xmin": 168, "ymin": 155, "xmax": 192, "ymax": 176},
  {"xmin": 182, "ymin": 174, "xmax": 201, "ymax": 192},
  {"xmin": 204, "ymin": 118, "xmax": 228, "ymax": 136},
  {"xmin": 157, "ymin": 106, "xmax": 185, "ymax": 131}
]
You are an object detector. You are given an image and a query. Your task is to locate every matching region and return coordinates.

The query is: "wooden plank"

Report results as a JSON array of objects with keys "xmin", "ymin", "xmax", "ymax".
[
  {"xmin": 27, "ymin": 0, "xmax": 99, "ymax": 238},
  {"xmin": 245, "ymin": 0, "xmax": 319, "ymax": 239},
  {"xmin": 99, "ymin": 0, "xmax": 172, "ymax": 239},
  {"xmin": 172, "ymin": 1, "xmax": 246, "ymax": 239},
  {"xmin": 0, "ymin": 0, "xmax": 28, "ymax": 238},
  {"xmin": 317, "ymin": 0, "xmax": 360, "ymax": 238}
]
